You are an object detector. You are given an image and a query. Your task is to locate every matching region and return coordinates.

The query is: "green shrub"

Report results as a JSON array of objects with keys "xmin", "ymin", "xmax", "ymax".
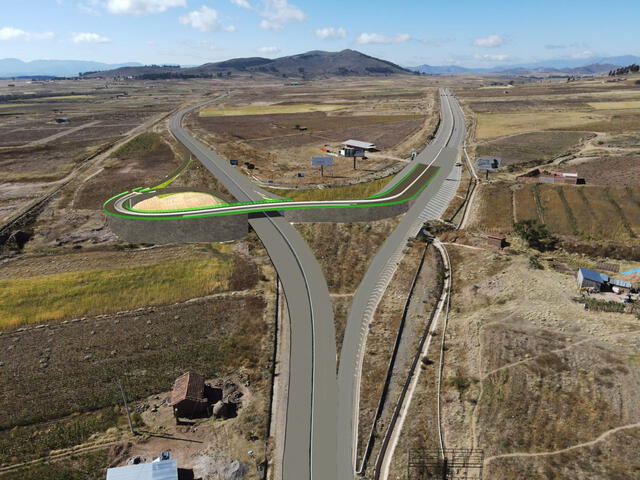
[
  {"xmin": 529, "ymin": 254, "xmax": 543, "ymax": 269},
  {"xmin": 513, "ymin": 219, "xmax": 558, "ymax": 251}
]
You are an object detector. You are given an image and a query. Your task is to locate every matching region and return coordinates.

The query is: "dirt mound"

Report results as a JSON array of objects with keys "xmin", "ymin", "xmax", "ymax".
[{"xmin": 135, "ymin": 192, "xmax": 224, "ymax": 211}]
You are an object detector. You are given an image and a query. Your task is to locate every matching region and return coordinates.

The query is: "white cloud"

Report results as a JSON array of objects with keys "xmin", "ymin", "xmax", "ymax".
[
  {"xmin": 231, "ymin": 0, "xmax": 251, "ymax": 8},
  {"xmin": 103, "ymin": 0, "xmax": 186, "ymax": 15},
  {"xmin": 473, "ymin": 34, "xmax": 505, "ymax": 48},
  {"xmin": 179, "ymin": 6, "xmax": 236, "ymax": 32},
  {"xmin": 72, "ymin": 32, "xmax": 111, "ymax": 43},
  {"xmin": 0, "ymin": 27, "xmax": 54, "ymax": 41},
  {"xmin": 474, "ymin": 53, "xmax": 509, "ymax": 62},
  {"xmin": 314, "ymin": 27, "xmax": 346, "ymax": 39},
  {"xmin": 259, "ymin": 0, "xmax": 305, "ymax": 29},
  {"xmin": 356, "ymin": 32, "xmax": 409, "ymax": 45},
  {"xmin": 256, "ymin": 45, "xmax": 280, "ymax": 54}
]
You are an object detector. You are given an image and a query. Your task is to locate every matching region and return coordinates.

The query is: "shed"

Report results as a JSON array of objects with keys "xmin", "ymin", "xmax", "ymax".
[
  {"xmin": 169, "ymin": 372, "xmax": 210, "ymax": 418},
  {"xmin": 577, "ymin": 267, "xmax": 608, "ymax": 291},
  {"xmin": 106, "ymin": 456, "xmax": 177, "ymax": 480},
  {"xmin": 486, "ymin": 235, "xmax": 506, "ymax": 249},
  {"xmin": 342, "ymin": 139, "xmax": 376, "ymax": 151}
]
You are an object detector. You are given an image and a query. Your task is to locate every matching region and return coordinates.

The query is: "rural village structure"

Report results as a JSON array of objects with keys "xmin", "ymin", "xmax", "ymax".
[
  {"xmin": 517, "ymin": 169, "xmax": 584, "ymax": 184},
  {"xmin": 169, "ymin": 372, "xmax": 210, "ymax": 419},
  {"xmin": 106, "ymin": 452, "xmax": 178, "ymax": 480},
  {"xmin": 576, "ymin": 267, "xmax": 632, "ymax": 292}
]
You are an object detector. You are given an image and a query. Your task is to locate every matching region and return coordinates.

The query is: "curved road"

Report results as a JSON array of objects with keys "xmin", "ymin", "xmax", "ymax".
[
  {"xmin": 337, "ymin": 89, "xmax": 466, "ymax": 479},
  {"xmin": 105, "ymin": 88, "xmax": 465, "ymax": 480},
  {"xmin": 105, "ymin": 163, "xmax": 439, "ymax": 218},
  {"xmin": 169, "ymin": 99, "xmax": 338, "ymax": 480}
]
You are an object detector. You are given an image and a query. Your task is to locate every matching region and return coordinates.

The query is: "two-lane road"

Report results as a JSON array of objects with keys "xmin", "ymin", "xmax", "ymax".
[
  {"xmin": 105, "ymin": 88, "xmax": 466, "ymax": 480},
  {"xmin": 337, "ymin": 89, "xmax": 466, "ymax": 479},
  {"xmin": 169, "ymin": 99, "xmax": 338, "ymax": 480}
]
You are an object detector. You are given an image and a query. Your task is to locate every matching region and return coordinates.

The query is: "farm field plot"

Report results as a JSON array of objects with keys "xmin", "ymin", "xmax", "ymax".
[
  {"xmin": 474, "ymin": 111, "xmax": 605, "ymax": 139},
  {"xmin": 196, "ymin": 112, "xmax": 422, "ymax": 141},
  {"xmin": 537, "ymin": 186, "xmax": 575, "ymax": 235},
  {"xmin": 468, "ymin": 182, "xmax": 514, "ymax": 233},
  {"xmin": 513, "ymin": 185, "xmax": 539, "ymax": 222},
  {"xmin": 199, "ymin": 103, "xmax": 346, "ymax": 116},
  {"xmin": 588, "ymin": 101, "xmax": 640, "ymax": 110},
  {"xmin": 472, "ymin": 183, "xmax": 640, "ymax": 243},
  {"xmin": 187, "ymin": 78, "xmax": 437, "ymax": 188},
  {"xmin": 476, "ymin": 131, "xmax": 590, "ymax": 166},
  {"xmin": 557, "ymin": 156, "xmax": 640, "ymax": 186}
]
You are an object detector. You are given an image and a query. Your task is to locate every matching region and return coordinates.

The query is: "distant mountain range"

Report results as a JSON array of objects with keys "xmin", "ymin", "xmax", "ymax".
[
  {"xmin": 2, "ymin": 52, "xmax": 639, "ymax": 79},
  {"xmin": 409, "ymin": 55, "xmax": 640, "ymax": 75},
  {"xmin": 0, "ymin": 58, "xmax": 143, "ymax": 78},
  {"xmin": 82, "ymin": 49, "xmax": 411, "ymax": 79}
]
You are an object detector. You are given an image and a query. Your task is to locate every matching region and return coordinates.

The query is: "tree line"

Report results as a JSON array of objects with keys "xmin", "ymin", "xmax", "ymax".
[{"xmin": 609, "ymin": 64, "xmax": 640, "ymax": 76}]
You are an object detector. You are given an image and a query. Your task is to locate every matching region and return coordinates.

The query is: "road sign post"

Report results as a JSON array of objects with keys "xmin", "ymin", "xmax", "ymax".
[
  {"xmin": 311, "ymin": 156, "xmax": 333, "ymax": 177},
  {"xmin": 476, "ymin": 157, "xmax": 501, "ymax": 180}
]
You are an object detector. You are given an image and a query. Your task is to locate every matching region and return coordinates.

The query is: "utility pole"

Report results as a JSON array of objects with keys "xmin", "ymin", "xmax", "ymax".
[{"xmin": 117, "ymin": 379, "xmax": 136, "ymax": 435}]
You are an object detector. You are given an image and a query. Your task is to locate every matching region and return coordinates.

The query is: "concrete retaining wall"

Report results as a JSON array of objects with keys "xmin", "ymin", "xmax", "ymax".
[
  {"xmin": 108, "ymin": 213, "xmax": 248, "ymax": 244},
  {"xmin": 106, "ymin": 188, "xmax": 248, "ymax": 244}
]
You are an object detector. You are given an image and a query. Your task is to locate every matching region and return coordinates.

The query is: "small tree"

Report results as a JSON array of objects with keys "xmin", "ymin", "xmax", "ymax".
[{"xmin": 513, "ymin": 219, "xmax": 558, "ymax": 251}]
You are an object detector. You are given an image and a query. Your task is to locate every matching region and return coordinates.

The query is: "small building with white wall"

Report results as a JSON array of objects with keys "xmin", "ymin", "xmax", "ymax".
[
  {"xmin": 106, "ymin": 452, "xmax": 178, "ymax": 480},
  {"xmin": 342, "ymin": 139, "xmax": 376, "ymax": 151}
]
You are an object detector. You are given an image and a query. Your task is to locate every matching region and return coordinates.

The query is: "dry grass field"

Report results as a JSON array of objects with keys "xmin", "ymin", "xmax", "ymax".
[
  {"xmin": 474, "ymin": 111, "xmax": 605, "ymax": 139},
  {"xmin": 0, "ymin": 78, "xmax": 282, "ymax": 477},
  {"xmin": 475, "ymin": 131, "xmax": 591, "ymax": 166},
  {"xmin": 186, "ymin": 77, "xmax": 438, "ymax": 188},
  {"xmin": 199, "ymin": 103, "xmax": 345, "ymax": 116},
  {"xmin": 556, "ymin": 156, "xmax": 640, "ymax": 186},
  {"xmin": 389, "ymin": 245, "xmax": 640, "ymax": 480},
  {"xmin": 471, "ymin": 183, "xmax": 640, "ymax": 243}
]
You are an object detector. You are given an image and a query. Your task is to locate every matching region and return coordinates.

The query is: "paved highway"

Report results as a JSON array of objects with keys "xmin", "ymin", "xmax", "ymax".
[
  {"xmin": 105, "ymin": 163, "xmax": 439, "ymax": 218},
  {"xmin": 337, "ymin": 89, "xmax": 466, "ymax": 479},
  {"xmin": 104, "ymin": 88, "xmax": 465, "ymax": 480},
  {"xmin": 168, "ymin": 98, "xmax": 338, "ymax": 480}
]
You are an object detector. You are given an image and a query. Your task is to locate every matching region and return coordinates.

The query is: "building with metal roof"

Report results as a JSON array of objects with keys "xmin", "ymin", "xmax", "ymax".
[
  {"xmin": 577, "ymin": 267, "xmax": 609, "ymax": 291},
  {"xmin": 610, "ymin": 278, "xmax": 632, "ymax": 290},
  {"xmin": 342, "ymin": 139, "xmax": 376, "ymax": 151},
  {"xmin": 170, "ymin": 372, "xmax": 210, "ymax": 418},
  {"xmin": 106, "ymin": 456, "xmax": 178, "ymax": 480}
]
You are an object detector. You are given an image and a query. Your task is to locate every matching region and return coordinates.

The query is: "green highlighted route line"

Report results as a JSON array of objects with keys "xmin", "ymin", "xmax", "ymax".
[{"xmin": 103, "ymin": 165, "xmax": 441, "ymax": 221}]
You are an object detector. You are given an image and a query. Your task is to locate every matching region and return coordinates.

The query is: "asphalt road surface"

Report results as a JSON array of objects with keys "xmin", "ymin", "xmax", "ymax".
[
  {"xmin": 106, "ymin": 164, "xmax": 440, "ymax": 218},
  {"xmin": 168, "ymin": 97, "xmax": 338, "ymax": 480},
  {"xmin": 336, "ymin": 89, "xmax": 466, "ymax": 479},
  {"xmin": 106, "ymin": 88, "xmax": 465, "ymax": 480}
]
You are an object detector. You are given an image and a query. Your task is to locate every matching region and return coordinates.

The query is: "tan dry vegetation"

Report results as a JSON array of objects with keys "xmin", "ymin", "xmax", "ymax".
[
  {"xmin": 135, "ymin": 191, "xmax": 225, "ymax": 211},
  {"xmin": 556, "ymin": 156, "xmax": 640, "ymax": 186},
  {"xmin": 199, "ymin": 103, "xmax": 345, "ymax": 116},
  {"xmin": 295, "ymin": 219, "xmax": 400, "ymax": 348},
  {"xmin": 471, "ymin": 183, "xmax": 640, "ymax": 247},
  {"xmin": 186, "ymin": 78, "xmax": 438, "ymax": 188},
  {"xmin": 475, "ymin": 111, "xmax": 605, "ymax": 139},
  {"xmin": 390, "ymin": 244, "xmax": 640, "ymax": 480},
  {"xmin": 475, "ymin": 131, "xmax": 592, "ymax": 166}
]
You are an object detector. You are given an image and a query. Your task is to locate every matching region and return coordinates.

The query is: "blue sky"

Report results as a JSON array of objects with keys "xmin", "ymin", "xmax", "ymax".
[{"xmin": 1, "ymin": 0, "xmax": 638, "ymax": 66}]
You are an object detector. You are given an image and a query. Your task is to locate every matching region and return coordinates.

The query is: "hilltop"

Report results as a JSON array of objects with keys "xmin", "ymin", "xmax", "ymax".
[{"xmin": 82, "ymin": 50, "xmax": 412, "ymax": 80}]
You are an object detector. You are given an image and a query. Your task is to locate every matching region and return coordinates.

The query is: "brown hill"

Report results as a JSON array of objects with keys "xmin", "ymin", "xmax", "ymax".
[{"xmin": 83, "ymin": 49, "xmax": 412, "ymax": 79}]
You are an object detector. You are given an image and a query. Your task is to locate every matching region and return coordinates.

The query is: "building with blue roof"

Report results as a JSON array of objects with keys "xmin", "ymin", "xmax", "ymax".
[{"xmin": 577, "ymin": 267, "xmax": 609, "ymax": 291}]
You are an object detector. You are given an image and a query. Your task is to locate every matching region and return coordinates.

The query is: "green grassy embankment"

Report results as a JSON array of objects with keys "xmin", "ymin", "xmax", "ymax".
[{"xmin": 264, "ymin": 174, "xmax": 394, "ymax": 202}]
